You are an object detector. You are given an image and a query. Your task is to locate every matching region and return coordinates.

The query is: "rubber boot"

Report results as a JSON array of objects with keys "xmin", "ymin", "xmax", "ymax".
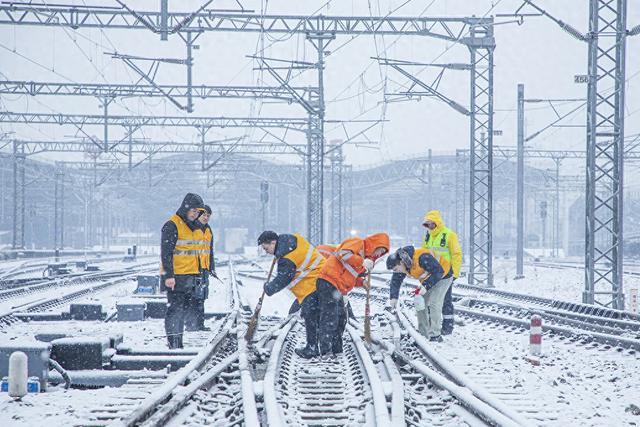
[
  {"xmin": 295, "ymin": 346, "xmax": 318, "ymax": 359},
  {"xmin": 168, "ymin": 335, "xmax": 182, "ymax": 349}
]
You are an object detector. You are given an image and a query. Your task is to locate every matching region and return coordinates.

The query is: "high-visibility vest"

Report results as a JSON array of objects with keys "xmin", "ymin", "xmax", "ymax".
[
  {"xmin": 319, "ymin": 237, "xmax": 365, "ymax": 295},
  {"xmin": 423, "ymin": 227, "xmax": 453, "ymax": 263},
  {"xmin": 408, "ymin": 247, "xmax": 451, "ymax": 284},
  {"xmin": 316, "ymin": 244, "xmax": 337, "ymax": 259},
  {"xmin": 282, "ymin": 234, "xmax": 325, "ymax": 303},
  {"xmin": 169, "ymin": 214, "xmax": 208, "ymax": 275},
  {"xmin": 200, "ymin": 226, "xmax": 213, "ymax": 270}
]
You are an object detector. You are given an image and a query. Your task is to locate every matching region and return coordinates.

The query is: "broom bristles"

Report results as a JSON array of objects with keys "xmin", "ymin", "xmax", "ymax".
[
  {"xmin": 244, "ymin": 258, "xmax": 277, "ymax": 343},
  {"xmin": 245, "ymin": 314, "xmax": 260, "ymax": 342}
]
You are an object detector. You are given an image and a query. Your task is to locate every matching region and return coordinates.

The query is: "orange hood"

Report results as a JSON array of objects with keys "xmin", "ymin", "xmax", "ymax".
[{"xmin": 364, "ymin": 233, "xmax": 390, "ymax": 260}]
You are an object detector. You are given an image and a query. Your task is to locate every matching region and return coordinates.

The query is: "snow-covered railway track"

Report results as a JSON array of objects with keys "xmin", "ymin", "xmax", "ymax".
[
  {"xmin": 369, "ymin": 274, "xmax": 640, "ymax": 352},
  {"xmin": 104, "ymin": 261, "xmax": 256, "ymax": 427},
  {"xmin": 262, "ymin": 319, "xmax": 380, "ymax": 426},
  {"xmin": 347, "ymin": 290, "xmax": 527, "ymax": 426},
  {"xmin": 0, "ymin": 269, "xmax": 138, "ymax": 302},
  {"xmin": 353, "ymin": 284, "xmax": 638, "ymax": 425},
  {"xmin": 109, "ymin": 314, "xmax": 244, "ymax": 427},
  {"xmin": 453, "ymin": 281, "xmax": 640, "ymax": 323},
  {"xmin": 0, "ymin": 265, "xmax": 157, "ymax": 329},
  {"xmin": 460, "ymin": 297, "xmax": 640, "ymax": 337}
]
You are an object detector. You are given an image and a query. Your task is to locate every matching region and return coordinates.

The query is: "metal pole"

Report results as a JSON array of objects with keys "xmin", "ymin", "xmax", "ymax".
[
  {"xmin": 584, "ymin": 0, "xmax": 626, "ymax": 309},
  {"xmin": 54, "ymin": 168, "xmax": 59, "ymax": 249},
  {"xmin": 60, "ymin": 169, "xmax": 64, "ymax": 249},
  {"xmin": 428, "ymin": 148, "xmax": 433, "ymax": 200},
  {"xmin": 554, "ymin": 159, "xmax": 561, "ymax": 258},
  {"xmin": 103, "ymin": 98, "xmax": 109, "ymax": 151},
  {"xmin": 516, "ymin": 84, "xmax": 525, "ymax": 279},
  {"xmin": 128, "ymin": 126, "xmax": 133, "ymax": 170},
  {"xmin": 200, "ymin": 126, "xmax": 206, "ymax": 171},
  {"xmin": 186, "ymin": 32, "xmax": 193, "ymax": 113},
  {"xmin": 305, "ymin": 34, "xmax": 332, "ymax": 244},
  {"xmin": 160, "ymin": 0, "xmax": 169, "ymax": 41}
]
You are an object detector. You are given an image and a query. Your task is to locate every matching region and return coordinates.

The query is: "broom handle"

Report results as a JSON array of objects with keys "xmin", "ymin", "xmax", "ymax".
[
  {"xmin": 364, "ymin": 271, "xmax": 372, "ymax": 343},
  {"xmin": 255, "ymin": 257, "xmax": 277, "ymax": 310}
]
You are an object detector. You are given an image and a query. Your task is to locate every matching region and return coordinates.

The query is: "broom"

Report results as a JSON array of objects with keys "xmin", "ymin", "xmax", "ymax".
[
  {"xmin": 244, "ymin": 257, "xmax": 277, "ymax": 343},
  {"xmin": 364, "ymin": 271, "xmax": 372, "ymax": 344}
]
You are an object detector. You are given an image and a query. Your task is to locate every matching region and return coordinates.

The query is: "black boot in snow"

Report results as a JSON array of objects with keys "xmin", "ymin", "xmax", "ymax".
[
  {"xmin": 167, "ymin": 335, "xmax": 182, "ymax": 349},
  {"xmin": 332, "ymin": 341, "xmax": 343, "ymax": 355},
  {"xmin": 429, "ymin": 335, "xmax": 444, "ymax": 343},
  {"xmin": 295, "ymin": 346, "xmax": 319, "ymax": 359}
]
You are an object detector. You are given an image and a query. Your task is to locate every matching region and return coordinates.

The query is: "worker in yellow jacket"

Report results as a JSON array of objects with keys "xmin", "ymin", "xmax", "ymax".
[
  {"xmin": 422, "ymin": 210, "xmax": 462, "ymax": 335},
  {"xmin": 160, "ymin": 193, "xmax": 206, "ymax": 349},
  {"xmin": 258, "ymin": 230, "xmax": 325, "ymax": 359}
]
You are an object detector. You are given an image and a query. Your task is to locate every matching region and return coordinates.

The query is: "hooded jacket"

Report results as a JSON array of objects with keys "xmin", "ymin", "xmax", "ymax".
[
  {"xmin": 319, "ymin": 233, "xmax": 390, "ymax": 295},
  {"xmin": 423, "ymin": 210, "xmax": 463, "ymax": 278},
  {"xmin": 160, "ymin": 193, "xmax": 205, "ymax": 279}
]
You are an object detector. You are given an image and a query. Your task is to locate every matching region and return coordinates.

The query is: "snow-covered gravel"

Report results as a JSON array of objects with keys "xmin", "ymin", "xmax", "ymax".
[
  {"xmin": 491, "ymin": 259, "xmax": 640, "ymax": 311},
  {"xmin": 1, "ymin": 256, "xmax": 639, "ymax": 426}
]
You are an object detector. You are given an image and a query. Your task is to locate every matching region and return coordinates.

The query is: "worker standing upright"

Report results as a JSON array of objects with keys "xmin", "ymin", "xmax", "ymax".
[
  {"xmin": 422, "ymin": 210, "xmax": 462, "ymax": 335},
  {"xmin": 257, "ymin": 231, "xmax": 324, "ymax": 359},
  {"xmin": 161, "ymin": 193, "xmax": 206, "ymax": 349},
  {"xmin": 317, "ymin": 233, "xmax": 390, "ymax": 357},
  {"xmin": 185, "ymin": 204, "xmax": 217, "ymax": 332}
]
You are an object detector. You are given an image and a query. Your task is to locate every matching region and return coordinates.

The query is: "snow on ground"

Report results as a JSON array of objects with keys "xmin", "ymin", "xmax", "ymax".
[
  {"xmin": 489, "ymin": 259, "xmax": 640, "ymax": 310},
  {"xmin": 234, "ymin": 260, "xmax": 297, "ymax": 317},
  {"xmin": 422, "ymin": 316, "xmax": 640, "ymax": 426},
  {"xmin": 0, "ymin": 383, "xmax": 134, "ymax": 426},
  {"xmin": 1, "ymin": 255, "xmax": 638, "ymax": 426},
  {"xmin": 0, "ymin": 266, "xmax": 231, "ymax": 427}
]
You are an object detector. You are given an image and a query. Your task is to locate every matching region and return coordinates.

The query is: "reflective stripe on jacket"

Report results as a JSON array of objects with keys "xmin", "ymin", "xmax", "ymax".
[
  {"xmin": 170, "ymin": 214, "xmax": 207, "ymax": 275},
  {"xmin": 200, "ymin": 226, "xmax": 213, "ymax": 271},
  {"xmin": 283, "ymin": 233, "xmax": 325, "ymax": 303},
  {"xmin": 319, "ymin": 237, "xmax": 366, "ymax": 295}
]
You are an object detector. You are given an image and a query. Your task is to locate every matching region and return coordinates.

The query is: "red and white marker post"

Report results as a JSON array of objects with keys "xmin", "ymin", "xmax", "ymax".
[{"xmin": 529, "ymin": 314, "xmax": 543, "ymax": 356}]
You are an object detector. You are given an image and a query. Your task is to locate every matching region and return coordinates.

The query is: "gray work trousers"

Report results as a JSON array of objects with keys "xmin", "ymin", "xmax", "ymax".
[{"xmin": 416, "ymin": 276, "xmax": 453, "ymax": 338}]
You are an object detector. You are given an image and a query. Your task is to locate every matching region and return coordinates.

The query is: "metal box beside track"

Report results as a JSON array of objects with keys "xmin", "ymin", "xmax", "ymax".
[
  {"xmin": 117, "ymin": 301, "xmax": 146, "ymax": 321},
  {"xmin": 0, "ymin": 341, "xmax": 51, "ymax": 391}
]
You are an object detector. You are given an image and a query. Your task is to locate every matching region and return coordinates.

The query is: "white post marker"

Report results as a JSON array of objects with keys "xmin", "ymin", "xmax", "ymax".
[
  {"xmin": 629, "ymin": 288, "xmax": 638, "ymax": 314},
  {"xmin": 8, "ymin": 351, "xmax": 28, "ymax": 399},
  {"xmin": 529, "ymin": 314, "xmax": 542, "ymax": 356}
]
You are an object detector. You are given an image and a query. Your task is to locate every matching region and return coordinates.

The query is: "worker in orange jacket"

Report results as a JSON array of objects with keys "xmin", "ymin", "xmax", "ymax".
[{"xmin": 316, "ymin": 233, "xmax": 390, "ymax": 357}]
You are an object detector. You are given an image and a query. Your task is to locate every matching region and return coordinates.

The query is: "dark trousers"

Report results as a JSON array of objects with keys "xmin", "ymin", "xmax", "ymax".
[
  {"xmin": 317, "ymin": 279, "xmax": 344, "ymax": 355},
  {"xmin": 185, "ymin": 278, "xmax": 208, "ymax": 331},
  {"xmin": 184, "ymin": 297, "xmax": 205, "ymax": 330},
  {"xmin": 334, "ymin": 301, "xmax": 348, "ymax": 354},
  {"xmin": 441, "ymin": 282, "xmax": 454, "ymax": 333},
  {"xmin": 300, "ymin": 291, "xmax": 320, "ymax": 351},
  {"xmin": 165, "ymin": 277, "xmax": 196, "ymax": 339}
]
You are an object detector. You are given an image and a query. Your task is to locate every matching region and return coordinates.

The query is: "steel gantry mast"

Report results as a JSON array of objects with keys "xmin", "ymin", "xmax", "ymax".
[
  {"xmin": 376, "ymin": 18, "xmax": 495, "ymax": 286},
  {"xmin": 584, "ymin": 0, "xmax": 627, "ymax": 309},
  {"xmin": 467, "ymin": 21, "xmax": 495, "ymax": 287},
  {"xmin": 12, "ymin": 140, "xmax": 25, "ymax": 249},
  {"xmin": 514, "ymin": 0, "xmax": 635, "ymax": 309},
  {"xmin": 0, "ymin": 2, "xmax": 493, "ymax": 245}
]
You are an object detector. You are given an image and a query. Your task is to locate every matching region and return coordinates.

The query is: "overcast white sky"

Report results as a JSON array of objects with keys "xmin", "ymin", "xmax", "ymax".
[{"xmin": 0, "ymin": 1, "xmax": 638, "ymax": 182}]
